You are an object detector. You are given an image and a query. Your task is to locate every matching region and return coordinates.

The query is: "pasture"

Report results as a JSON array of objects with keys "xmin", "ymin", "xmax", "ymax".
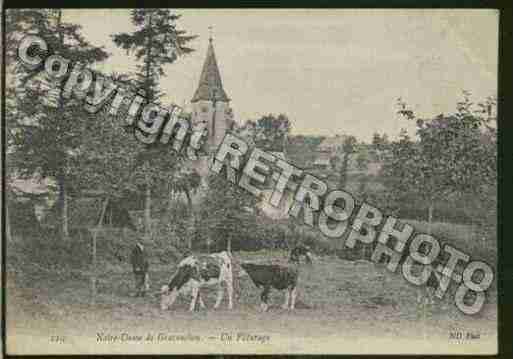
[{"xmin": 6, "ymin": 245, "xmax": 497, "ymax": 355}]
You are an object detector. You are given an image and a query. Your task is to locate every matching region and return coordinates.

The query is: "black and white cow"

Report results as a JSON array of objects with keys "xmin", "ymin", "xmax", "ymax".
[
  {"xmin": 240, "ymin": 245, "xmax": 313, "ymax": 311},
  {"xmin": 160, "ymin": 251, "xmax": 234, "ymax": 311}
]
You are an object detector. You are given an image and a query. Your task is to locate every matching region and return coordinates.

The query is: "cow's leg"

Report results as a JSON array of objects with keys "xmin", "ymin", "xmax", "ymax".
[
  {"xmin": 260, "ymin": 286, "xmax": 271, "ymax": 312},
  {"xmin": 416, "ymin": 288, "xmax": 422, "ymax": 304},
  {"xmin": 189, "ymin": 284, "xmax": 200, "ymax": 312},
  {"xmin": 214, "ymin": 284, "xmax": 224, "ymax": 309},
  {"xmin": 218, "ymin": 264, "xmax": 234, "ymax": 310},
  {"xmin": 140, "ymin": 272, "xmax": 149, "ymax": 297},
  {"xmin": 290, "ymin": 286, "xmax": 297, "ymax": 310},
  {"xmin": 161, "ymin": 288, "xmax": 178, "ymax": 310},
  {"xmin": 226, "ymin": 278, "xmax": 234, "ymax": 310},
  {"xmin": 426, "ymin": 286, "xmax": 435, "ymax": 305},
  {"xmin": 134, "ymin": 273, "xmax": 144, "ymax": 297},
  {"xmin": 416, "ymin": 287, "xmax": 433, "ymax": 306},
  {"xmin": 198, "ymin": 291, "xmax": 206, "ymax": 309},
  {"xmin": 282, "ymin": 289, "xmax": 290, "ymax": 310},
  {"xmin": 144, "ymin": 273, "xmax": 150, "ymax": 293}
]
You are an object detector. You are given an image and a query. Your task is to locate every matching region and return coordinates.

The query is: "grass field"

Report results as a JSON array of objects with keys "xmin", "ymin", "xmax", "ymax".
[
  {"xmin": 6, "ymin": 247, "xmax": 498, "ymax": 355},
  {"xmin": 404, "ymin": 219, "xmax": 497, "ymax": 268}
]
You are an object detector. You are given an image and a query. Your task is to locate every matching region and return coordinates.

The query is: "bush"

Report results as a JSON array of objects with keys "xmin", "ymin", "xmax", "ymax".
[{"xmin": 8, "ymin": 228, "xmax": 92, "ymax": 274}]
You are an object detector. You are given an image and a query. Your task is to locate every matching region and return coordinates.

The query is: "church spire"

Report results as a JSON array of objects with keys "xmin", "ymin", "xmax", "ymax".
[{"xmin": 191, "ymin": 32, "xmax": 230, "ymax": 103}]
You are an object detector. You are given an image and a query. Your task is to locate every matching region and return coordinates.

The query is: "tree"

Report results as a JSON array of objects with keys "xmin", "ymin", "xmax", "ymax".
[
  {"xmin": 7, "ymin": 10, "xmax": 108, "ymax": 241},
  {"xmin": 371, "ymin": 132, "xmax": 390, "ymax": 162},
  {"xmin": 112, "ymin": 9, "xmax": 195, "ymax": 101},
  {"xmin": 333, "ymin": 135, "xmax": 358, "ymax": 189},
  {"xmin": 355, "ymin": 147, "xmax": 369, "ymax": 172},
  {"xmin": 159, "ymin": 160, "xmax": 202, "ymax": 250},
  {"xmin": 355, "ymin": 146, "xmax": 370, "ymax": 194},
  {"xmin": 284, "ymin": 135, "xmax": 325, "ymax": 169},
  {"xmin": 198, "ymin": 173, "xmax": 259, "ymax": 253},
  {"xmin": 241, "ymin": 114, "xmax": 291, "ymax": 152},
  {"xmin": 112, "ymin": 9, "xmax": 196, "ymax": 238},
  {"xmin": 382, "ymin": 94, "xmax": 496, "ymax": 234},
  {"xmin": 72, "ymin": 93, "xmax": 143, "ymax": 304}
]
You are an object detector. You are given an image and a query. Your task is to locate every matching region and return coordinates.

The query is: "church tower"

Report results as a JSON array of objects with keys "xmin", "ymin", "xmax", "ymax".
[{"xmin": 191, "ymin": 35, "xmax": 233, "ymax": 151}]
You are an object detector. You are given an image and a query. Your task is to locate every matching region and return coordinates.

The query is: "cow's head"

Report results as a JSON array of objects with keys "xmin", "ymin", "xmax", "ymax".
[
  {"xmin": 160, "ymin": 285, "xmax": 178, "ymax": 310},
  {"xmin": 289, "ymin": 245, "xmax": 313, "ymax": 265}
]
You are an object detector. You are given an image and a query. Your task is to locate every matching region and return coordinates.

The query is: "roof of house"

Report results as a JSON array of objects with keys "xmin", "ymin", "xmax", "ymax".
[
  {"xmin": 9, "ymin": 177, "xmax": 55, "ymax": 196},
  {"xmin": 318, "ymin": 135, "xmax": 350, "ymax": 151},
  {"xmin": 191, "ymin": 38, "xmax": 230, "ymax": 103}
]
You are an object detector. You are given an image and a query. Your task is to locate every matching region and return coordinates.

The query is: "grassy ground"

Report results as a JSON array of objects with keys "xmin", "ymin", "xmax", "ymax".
[
  {"xmin": 404, "ymin": 219, "xmax": 496, "ymax": 268},
  {"xmin": 6, "ymin": 247, "xmax": 497, "ymax": 355}
]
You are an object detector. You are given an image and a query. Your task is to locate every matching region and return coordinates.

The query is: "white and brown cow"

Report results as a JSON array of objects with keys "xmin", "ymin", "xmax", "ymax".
[{"xmin": 160, "ymin": 251, "xmax": 234, "ymax": 311}]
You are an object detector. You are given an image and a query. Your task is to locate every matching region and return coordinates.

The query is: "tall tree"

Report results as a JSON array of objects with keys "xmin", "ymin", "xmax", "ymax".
[
  {"xmin": 72, "ymin": 96, "xmax": 142, "ymax": 303},
  {"xmin": 382, "ymin": 94, "xmax": 496, "ymax": 234},
  {"xmin": 199, "ymin": 173, "xmax": 259, "ymax": 253},
  {"xmin": 7, "ymin": 10, "xmax": 108, "ymax": 240},
  {"xmin": 112, "ymin": 9, "xmax": 196, "ymax": 239},
  {"xmin": 331, "ymin": 135, "xmax": 358, "ymax": 189}
]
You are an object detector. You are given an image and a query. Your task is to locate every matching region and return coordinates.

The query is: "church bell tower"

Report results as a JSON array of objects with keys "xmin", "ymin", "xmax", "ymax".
[{"xmin": 191, "ymin": 34, "xmax": 232, "ymax": 152}]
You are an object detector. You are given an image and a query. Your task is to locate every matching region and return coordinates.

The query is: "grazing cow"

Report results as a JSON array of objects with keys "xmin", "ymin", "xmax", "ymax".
[
  {"xmin": 160, "ymin": 251, "xmax": 234, "ymax": 311},
  {"xmin": 130, "ymin": 241, "xmax": 150, "ymax": 297},
  {"xmin": 240, "ymin": 245, "xmax": 312, "ymax": 311}
]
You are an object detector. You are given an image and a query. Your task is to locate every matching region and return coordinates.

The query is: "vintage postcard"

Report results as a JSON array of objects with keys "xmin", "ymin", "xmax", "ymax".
[{"xmin": 3, "ymin": 9, "xmax": 498, "ymax": 355}]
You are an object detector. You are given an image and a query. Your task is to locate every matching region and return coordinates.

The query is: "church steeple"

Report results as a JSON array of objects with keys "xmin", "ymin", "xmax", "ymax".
[
  {"xmin": 191, "ymin": 36, "xmax": 229, "ymax": 103},
  {"xmin": 190, "ymin": 32, "xmax": 233, "ymax": 177}
]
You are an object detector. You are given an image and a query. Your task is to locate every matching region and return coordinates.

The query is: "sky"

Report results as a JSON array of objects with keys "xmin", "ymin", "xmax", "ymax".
[{"xmin": 63, "ymin": 9, "xmax": 498, "ymax": 142}]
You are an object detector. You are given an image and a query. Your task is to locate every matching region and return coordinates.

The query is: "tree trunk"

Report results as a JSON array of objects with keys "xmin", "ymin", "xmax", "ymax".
[
  {"xmin": 427, "ymin": 202, "xmax": 434, "ymax": 236},
  {"xmin": 184, "ymin": 189, "xmax": 194, "ymax": 251},
  {"xmin": 184, "ymin": 189, "xmax": 193, "ymax": 210},
  {"xmin": 5, "ymin": 199, "xmax": 12, "ymax": 242},
  {"xmin": 419, "ymin": 200, "xmax": 436, "ymax": 341},
  {"xmin": 55, "ymin": 12, "xmax": 69, "ymax": 242},
  {"xmin": 187, "ymin": 216, "xmax": 195, "ymax": 251},
  {"xmin": 91, "ymin": 197, "xmax": 110, "ymax": 305},
  {"xmin": 167, "ymin": 191, "xmax": 174, "ymax": 213},
  {"xmin": 465, "ymin": 196, "xmax": 477, "ymax": 241},
  {"xmin": 339, "ymin": 153, "xmax": 349, "ymax": 189},
  {"xmin": 227, "ymin": 237, "xmax": 232, "ymax": 253},
  {"xmin": 469, "ymin": 221, "xmax": 476, "ymax": 241},
  {"xmin": 109, "ymin": 205, "xmax": 113, "ymax": 226},
  {"xmin": 57, "ymin": 175, "xmax": 69, "ymax": 241},
  {"xmin": 144, "ymin": 166, "xmax": 151, "ymax": 239},
  {"xmin": 142, "ymin": 11, "xmax": 154, "ymax": 240},
  {"xmin": 145, "ymin": 11, "xmax": 154, "ymax": 100},
  {"xmin": 63, "ymin": 187, "xmax": 69, "ymax": 240}
]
